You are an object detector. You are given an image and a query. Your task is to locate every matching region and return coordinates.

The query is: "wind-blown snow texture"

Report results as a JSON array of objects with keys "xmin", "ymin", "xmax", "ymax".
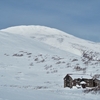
[{"xmin": 0, "ymin": 25, "xmax": 100, "ymax": 100}]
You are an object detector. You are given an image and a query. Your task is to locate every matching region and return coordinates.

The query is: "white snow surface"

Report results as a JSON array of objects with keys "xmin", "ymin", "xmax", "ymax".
[
  {"xmin": 80, "ymin": 81, "xmax": 86, "ymax": 84},
  {"xmin": 0, "ymin": 25, "xmax": 100, "ymax": 100},
  {"xmin": 2, "ymin": 25, "xmax": 100, "ymax": 56}
]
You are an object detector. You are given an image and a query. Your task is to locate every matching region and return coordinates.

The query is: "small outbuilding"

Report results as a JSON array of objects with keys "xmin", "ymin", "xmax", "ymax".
[
  {"xmin": 80, "ymin": 81, "xmax": 86, "ymax": 88},
  {"xmin": 94, "ymin": 79, "xmax": 100, "ymax": 87}
]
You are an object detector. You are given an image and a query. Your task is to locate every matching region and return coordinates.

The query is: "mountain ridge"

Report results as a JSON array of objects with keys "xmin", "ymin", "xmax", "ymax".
[
  {"xmin": 0, "ymin": 25, "xmax": 73, "ymax": 37},
  {"xmin": 1, "ymin": 25, "xmax": 100, "ymax": 56}
]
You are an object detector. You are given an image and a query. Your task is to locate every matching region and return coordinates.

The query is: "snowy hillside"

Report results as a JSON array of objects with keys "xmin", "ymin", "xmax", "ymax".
[
  {"xmin": 1, "ymin": 25, "xmax": 100, "ymax": 56},
  {"xmin": 0, "ymin": 26, "xmax": 100, "ymax": 100}
]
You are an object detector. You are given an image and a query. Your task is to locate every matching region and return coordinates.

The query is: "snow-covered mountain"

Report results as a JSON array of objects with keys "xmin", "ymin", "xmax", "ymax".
[
  {"xmin": 0, "ymin": 25, "xmax": 100, "ymax": 100},
  {"xmin": 1, "ymin": 25, "xmax": 100, "ymax": 56}
]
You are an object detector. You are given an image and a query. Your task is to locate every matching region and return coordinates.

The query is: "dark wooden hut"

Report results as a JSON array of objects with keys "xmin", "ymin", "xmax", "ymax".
[
  {"xmin": 64, "ymin": 74, "xmax": 98, "ymax": 88},
  {"xmin": 64, "ymin": 74, "xmax": 73, "ymax": 88}
]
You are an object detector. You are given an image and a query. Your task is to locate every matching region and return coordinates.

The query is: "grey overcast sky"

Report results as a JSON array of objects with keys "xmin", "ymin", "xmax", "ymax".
[{"xmin": 0, "ymin": 0, "xmax": 100, "ymax": 42}]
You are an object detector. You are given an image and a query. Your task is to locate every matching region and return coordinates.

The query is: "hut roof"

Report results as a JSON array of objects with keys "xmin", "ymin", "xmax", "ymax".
[
  {"xmin": 80, "ymin": 81, "xmax": 86, "ymax": 84},
  {"xmin": 67, "ymin": 74, "xmax": 92, "ymax": 79}
]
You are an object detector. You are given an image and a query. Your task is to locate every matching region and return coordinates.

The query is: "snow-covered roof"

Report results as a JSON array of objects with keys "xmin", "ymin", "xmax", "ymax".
[
  {"xmin": 80, "ymin": 81, "xmax": 86, "ymax": 84},
  {"xmin": 68, "ymin": 74, "xmax": 92, "ymax": 79}
]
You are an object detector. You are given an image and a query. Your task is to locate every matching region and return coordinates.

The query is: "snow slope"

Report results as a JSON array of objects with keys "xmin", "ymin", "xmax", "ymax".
[
  {"xmin": 0, "ymin": 26, "xmax": 100, "ymax": 100},
  {"xmin": 1, "ymin": 25, "xmax": 100, "ymax": 56}
]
